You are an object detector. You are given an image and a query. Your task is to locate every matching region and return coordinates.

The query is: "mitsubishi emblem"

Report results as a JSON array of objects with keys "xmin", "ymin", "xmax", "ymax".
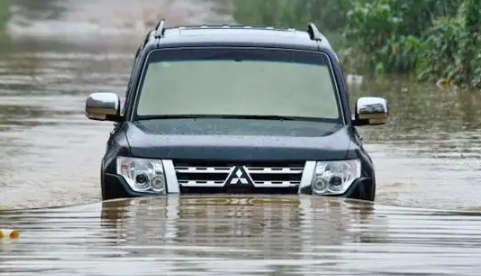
[{"xmin": 225, "ymin": 166, "xmax": 254, "ymax": 186}]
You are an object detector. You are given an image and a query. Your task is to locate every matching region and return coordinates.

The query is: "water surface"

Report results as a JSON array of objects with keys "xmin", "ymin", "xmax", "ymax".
[
  {"xmin": 0, "ymin": 0, "xmax": 480, "ymax": 211},
  {"xmin": 1, "ymin": 196, "xmax": 481, "ymax": 276}
]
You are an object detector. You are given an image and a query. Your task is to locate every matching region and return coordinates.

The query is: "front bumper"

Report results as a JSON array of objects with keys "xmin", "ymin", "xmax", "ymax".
[{"xmin": 102, "ymin": 173, "xmax": 374, "ymax": 201}]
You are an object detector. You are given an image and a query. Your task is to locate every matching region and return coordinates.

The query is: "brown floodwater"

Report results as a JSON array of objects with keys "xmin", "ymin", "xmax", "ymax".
[
  {"xmin": 0, "ymin": 0, "xmax": 481, "ymax": 274},
  {"xmin": 1, "ymin": 195, "xmax": 481, "ymax": 276},
  {"xmin": 1, "ymin": 0, "xmax": 480, "ymax": 210}
]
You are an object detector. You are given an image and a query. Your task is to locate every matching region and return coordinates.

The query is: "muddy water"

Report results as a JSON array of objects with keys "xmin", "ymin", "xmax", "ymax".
[
  {"xmin": 0, "ymin": 0, "xmax": 233, "ymax": 209},
  {"xmin": 1, "ymin": 196, "xmax": 481, "ymax": 275},
  {"xmin": 1, "ymin": 1, "xmax": 481, "ymax": 275},
  {"xmin": 0, "ymin": 0, "xmax": 480, "ymax": 211}
]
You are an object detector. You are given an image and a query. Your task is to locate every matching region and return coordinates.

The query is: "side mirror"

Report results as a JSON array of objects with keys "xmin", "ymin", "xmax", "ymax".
[
  {"xmin": 85, "ymin": 92, "xmax": 121, "ymax": 121},
  {"xmin": 353, "ymin": 97, "xmax": 388, "ymax": 126}
]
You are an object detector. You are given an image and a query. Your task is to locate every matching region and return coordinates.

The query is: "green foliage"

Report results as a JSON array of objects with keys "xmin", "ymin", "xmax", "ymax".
[
  {"xmin": 341, "ymin": 1, "xmax": 422, "ymax": 75},
  {"xmin": 233, "ymin": 0, "xmax": 349, "ymax": 30},
  {"xmin": 342, "ymin": 0, "xmax": 480, "ymax": 90},
  {"xmin": 232, "ymin": 0, "xmax": 479, "ymax": 90},
  {"xmin": 459, "ymin": 0, "xmax": 481, "ymax": 88},
  {"xmin": 0, "ymin": 0, "xmax": 15, "ymax": 34},
  {"xmin": 232, "ymin": 0, "xmax": 357, "ymax": 48},
  {"xmin": 415, "ymin": 17, "xmax": 465, "ymax": 85}
]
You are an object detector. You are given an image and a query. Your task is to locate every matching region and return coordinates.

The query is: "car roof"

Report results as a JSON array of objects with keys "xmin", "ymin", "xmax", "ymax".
[{"xmin": 147, "ymin": 24, "xmax": 335, "ymax": 52}]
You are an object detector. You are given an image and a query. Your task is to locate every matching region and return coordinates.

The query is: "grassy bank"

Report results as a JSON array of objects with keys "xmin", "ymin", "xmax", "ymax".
[
  {"xmin": 0, "ymin": 0, "xmax": 14, "ymax": 34},
  {"xmin": 231, "ymin": 0, "xmax": 349, "ymax": 49},
  {"xmin": 232, "ymin": 0, "xmax": 481, "ymax": 91}
]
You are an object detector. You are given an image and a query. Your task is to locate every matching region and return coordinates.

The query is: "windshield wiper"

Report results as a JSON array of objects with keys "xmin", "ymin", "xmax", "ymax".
[
  {"xmin": 214, "ymin": 115, "xmax": 301, "ymax": 121},
  {"xmin": 136, "ymin": 115, "xmax": 210, "ymax": 121},
  {"xmin": 135, "ymin": 114, "xmax": 332, "ymax": 122},
  {"xmin": 136, "ymin": 114, "xmax": 305, "ymax": 121}
]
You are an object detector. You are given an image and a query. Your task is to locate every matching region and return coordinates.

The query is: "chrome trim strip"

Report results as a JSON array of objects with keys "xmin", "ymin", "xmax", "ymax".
[
  {"xmin": 179, "ymin": 181, "xmax": 300, "ymax": 188},
  {"xmin": 298, "ymin": 161, "xmax": 316, "ymax": 193},
  {"xmin": 162, "ymin": 160, "xmax": 180, "ymax": 193},
  {"xmin": 253, "ymin": 181, "xmax": 300, "ymax": 186},
  {"xmin": 179, "ymin": 181, "xmax": 225, "ymax": 186},
  {"xmin": 175, "ymin": 166, "xmax": 303, "ymax": 174},
  {"xmin": 176, "ymin": 167, "xmax": 232, "ymax": 173},
  {"xmin": 247, "ymin": 167, "xmax": 304, "ymax": 174}
]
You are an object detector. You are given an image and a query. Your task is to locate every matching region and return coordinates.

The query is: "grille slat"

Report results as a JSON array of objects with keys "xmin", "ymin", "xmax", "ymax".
[{"xmin": 176, "ymin": 167, "xmax": 232, "ymax": 173}]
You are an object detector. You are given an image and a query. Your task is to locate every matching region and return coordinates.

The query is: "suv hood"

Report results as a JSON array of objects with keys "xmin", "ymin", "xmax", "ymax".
[{"xmin": 124, "ymin": 119, "xmax": 354, "ymax": 161}]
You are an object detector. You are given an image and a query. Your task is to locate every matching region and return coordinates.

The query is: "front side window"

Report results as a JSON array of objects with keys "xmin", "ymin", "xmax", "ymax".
[{"xmin": 134, "ymin": 47, "xmax": 342, "ymax": 122}]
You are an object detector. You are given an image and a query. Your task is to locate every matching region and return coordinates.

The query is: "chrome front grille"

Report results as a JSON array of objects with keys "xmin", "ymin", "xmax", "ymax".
[{"xmin": 174, "ymin": 161, "xmax": 305, "ymax": 188}]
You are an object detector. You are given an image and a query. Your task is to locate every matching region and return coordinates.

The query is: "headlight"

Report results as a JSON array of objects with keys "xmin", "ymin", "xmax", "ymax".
[
  {"xmin": 116, "ymin": 157, "xmax": 167, "ymax": 193},
  {"xmin": 311, "ymin": 159, "xmax": 361, "ymax": 195}
]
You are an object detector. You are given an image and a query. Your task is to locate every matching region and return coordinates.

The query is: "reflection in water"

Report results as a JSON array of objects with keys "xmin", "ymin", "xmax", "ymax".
[
  {"xmin": 0, "ymin": 196, "xmax": 480, "ymax": 275},
  {"xmin": 101, "ymin": 196, "xmax": 382, "ymax": 258}
]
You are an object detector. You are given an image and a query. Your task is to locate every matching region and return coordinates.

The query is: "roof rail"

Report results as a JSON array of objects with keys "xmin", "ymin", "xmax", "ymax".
[
  {"xmin": 307, "ymin": 22, "xmax": 322, "ymax": 41},
  {"xmin": 154, "ymin": 19, "xmax": 166, "ymax": 38}
]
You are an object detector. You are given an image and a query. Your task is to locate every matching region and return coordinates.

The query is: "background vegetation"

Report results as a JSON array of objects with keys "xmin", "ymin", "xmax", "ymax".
[
  {"xmin": 0, "ymin": 0, "xmax": 15, "ymax": 35},
  {"xmin": 232, "ymin": 0, "xmax": 481, "ymax": 91}
]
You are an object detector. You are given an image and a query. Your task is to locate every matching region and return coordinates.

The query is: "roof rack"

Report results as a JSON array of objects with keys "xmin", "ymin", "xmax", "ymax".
[
  {"xmin": 152, "ymin": 20, "xmax": 321, "ymax": 41},
  {"xmin": 154, "ymin": 19, "xmax": 166, "ymax": 38},
  {"xmin": 307, "ymin": 22, "xmax": 322, "ymax": 41},
  {"xmin": 173, "ymin": 24, "xmax": 297, "ymax": 32}
]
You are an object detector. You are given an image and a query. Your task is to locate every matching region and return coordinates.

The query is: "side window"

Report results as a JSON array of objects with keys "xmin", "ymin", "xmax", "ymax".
[
  {"xmin": 122, "ymin": 47, "xmax": 142, "ymax": 115},
  {"xmin": 123, "ymin": 33, "xmax": 151, "ymax": 116}
]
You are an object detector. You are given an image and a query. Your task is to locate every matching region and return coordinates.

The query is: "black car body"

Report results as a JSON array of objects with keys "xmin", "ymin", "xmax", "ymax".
[{"xmin": 85, "ymin": 20, "xmax": 389, "ymax": 201}]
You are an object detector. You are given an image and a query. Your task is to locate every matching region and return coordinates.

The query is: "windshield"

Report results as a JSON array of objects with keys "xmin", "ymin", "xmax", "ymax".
[{"xmin": 134, "ymin": 48, "xmax": 342, "ymax": 122}]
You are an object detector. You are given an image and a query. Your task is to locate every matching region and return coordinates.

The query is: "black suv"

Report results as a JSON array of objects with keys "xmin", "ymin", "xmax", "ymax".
[{"xmin": 85, "ymin": 19, "xmax": 389, "ymax": 202}]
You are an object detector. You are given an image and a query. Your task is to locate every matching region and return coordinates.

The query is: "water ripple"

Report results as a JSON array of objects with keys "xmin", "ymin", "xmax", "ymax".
[{"xmin": 0, "ymin": 196, "xmax": 480, "ymax": 275}]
